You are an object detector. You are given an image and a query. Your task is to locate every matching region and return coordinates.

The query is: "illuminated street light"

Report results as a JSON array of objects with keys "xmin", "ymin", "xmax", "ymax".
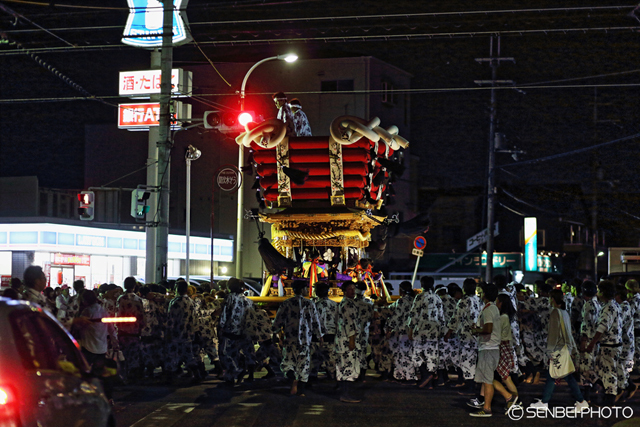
[{"xmin": 235, "ymin": 54, "xmax": 298, "ymax": 279}]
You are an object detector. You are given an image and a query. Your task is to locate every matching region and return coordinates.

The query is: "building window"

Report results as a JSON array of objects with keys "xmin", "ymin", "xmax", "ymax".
[
  {"xmin": 381, "ymin": 81, "xmax": 398, "ymax": 105},
  {"xmin": 321, "ymin": 79, "xmax": 354, "ymax": 92}
]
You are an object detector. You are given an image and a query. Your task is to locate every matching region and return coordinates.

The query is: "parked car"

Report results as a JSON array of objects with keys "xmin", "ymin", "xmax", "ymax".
[{"xmin": 0, "ymin": 297, "xmax": 115, "ymax": 427}]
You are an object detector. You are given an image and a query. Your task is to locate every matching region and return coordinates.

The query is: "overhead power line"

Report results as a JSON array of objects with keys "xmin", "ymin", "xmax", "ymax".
[
  {"xmin": 3, "ymin": 4, "xmax": 635, "ymax": 34},
  {"xmin": 1, "ymin": 23, "xmax": 640, "ymax": 56},
  {"xmin": 5, "ymin": 80, "xmax": 640, "ymax": 103},
  {"xmin": 0, "ymin": 2, "xmax": 74, "ymax": 46},
  {"xmin": 0, "ymin": 34, "xmax": 114, "ymax": 106},
  {"xmin": 499, "ymin": 132, "xmax": 640, "ymax": 169},
  {"xmin": 500, "ymin": 188, "xmax": 567, "ymax": 217}
]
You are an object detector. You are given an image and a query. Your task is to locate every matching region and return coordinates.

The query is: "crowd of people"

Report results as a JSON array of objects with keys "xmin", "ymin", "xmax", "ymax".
[{"xmin": 2, "ymin": 266, "xmax": 639, "ymax": 416}]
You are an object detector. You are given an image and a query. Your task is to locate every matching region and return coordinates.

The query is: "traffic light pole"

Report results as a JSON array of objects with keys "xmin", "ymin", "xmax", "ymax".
[{"xmin": 146, "ymin": 0, "xmax": 173, "ymax": 283}]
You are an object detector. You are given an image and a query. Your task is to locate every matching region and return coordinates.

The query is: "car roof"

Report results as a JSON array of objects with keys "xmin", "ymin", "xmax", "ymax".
[{"xmin": 0, "ymin": 296, "xmax": 43, "ymax": 312}]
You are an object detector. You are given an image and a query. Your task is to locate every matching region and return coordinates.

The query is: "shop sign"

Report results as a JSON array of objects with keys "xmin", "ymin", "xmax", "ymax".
[
  {"xmin": 1, "ymin": 275, "xmax": 10, "ymax": 288},
  {"xmin": 419, "ymin": 252, "xmax": 521, "ymax": 273},
  {"xmin": 117, "ymin": 101, "xmax": 190, "ymax": 130},
  {"xmin": 53, "ymin": 253, "xmax": 91, "ymax": 266},
  {"xmin": 119, "ymin": 69, "xmax": 191, "ymax": 97},
  {"xmin": 524, "ymin": 217, "xmax": 538, "ymax": 271},
  {"xmin": 537, "ymin": 254, "xmax": 551, "ymax": 272},
  {"xmin": 121, "ymin": 0, "xmax": 192, "ymax": 49},
  {"xmin": 76, "ymin": 234, "xmax": 106, "ymax": 247}
]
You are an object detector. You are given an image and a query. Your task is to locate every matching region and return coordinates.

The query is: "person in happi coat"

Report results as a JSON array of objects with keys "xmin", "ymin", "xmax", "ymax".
[
  {"xmin": 435, "ymin": 283, "xmax": 457, "ymax": 386},
  {"xmin": 139, "ymin": 285, "xmax": 167, "ymax": 378},
  {"xmin": 272, "ymin": 92, "xmax": 296, "ymax": 136},
  {"xmin": 273, "ymin": 279, "xmax": 323, "ymax": 396},
  {"xmin": 369, "ymin": 298, "xmax": 393, "ymax": 379},
  {"xmin": 58, "ymin": 279, "xmax": 86, "ymax": 328},
  {"xmin": 578, "ymin": 280, "xmax": 601, "ymax": 401},
  {"xmin": 408, "ymin": 276, "xmax": 444, "ymax": 389},
  {"xmin": 335, "ymin": 281, "xmax": 362, "ymax": 403},
  {"xmin": 626, "ymin": 280, "xmax": 640, "ymax": 374},
  {"xmin": 311, "ymin": 281, "xmax": 338, "ymax": 380},
  {"xmin": 250, "ymin": 307, "xmax": 282, "ymax": 379},
  {"xmin": 562, "ymin": 281, "xmax": 575, "ymax": 319},
  {"xmin": 517, "ymin": 282, "xmax": 542, "ymax": 383},
  {"xmin": 570, "ymin": 279, "xmax": 586, "ymax": 343},
  {"xmin": 195, "ymin": 292, "xmax": 223, "ymax": 378},
  {"xmin": 585, "ymin": 280, "xmax": 623, "ymax": 406},
  {"xmin": 187, "ymin": 286, "xmax": 209, "ymax": 381},
  {"xmin": 614, "ymin": 284, "xmax": 638, "ymax": 401},
  {"xmin": 99, "ymin": 284, "xmax": 123, "ymax": 362},
  {"xmin": 446, "ymin": 278, "xmax": 481, "ymax": 394},
  {"xmin": 219, "ymin": 278, "xmax": 254, "ymax": 387},
  {"xmin": 289, "ymin": 98, "xmax": 312, "ymax": 136},
  {"xmin": 117, "ymin": 277, "xmax": 146, "ymax": 381},
  {"xmin": 530, "ymin": 280, "xmax": 553, "ymax": 383},
  {"xmin": 385, "ymin": 281, "xmax": 417, "ymax": 382},
  {"xmin": 354, "ymin": 281, "xmax": 374, "ymax": 380},
  {"xmin": 165, "ymin": 281, "xmax": 202, "ymax": 384}
]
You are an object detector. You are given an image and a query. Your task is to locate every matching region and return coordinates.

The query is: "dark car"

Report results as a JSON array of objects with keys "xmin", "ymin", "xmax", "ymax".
[{"xmin": 0, "ymin": 297, "xmax": 115, "ymax": 427}]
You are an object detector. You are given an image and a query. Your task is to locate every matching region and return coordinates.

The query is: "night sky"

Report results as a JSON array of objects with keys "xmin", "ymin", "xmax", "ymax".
[{"xmin": 1, "ymin": 0, "xmax": 639, "ymax": 246}]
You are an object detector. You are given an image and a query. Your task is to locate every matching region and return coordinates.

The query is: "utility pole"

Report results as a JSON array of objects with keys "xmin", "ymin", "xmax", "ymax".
[
  {"xmin": 145, "ymin": 0, "xmax": 173, "ymax": 283},
  {"xmin": 475, "ymin": 36, "xmax": 514, "ymax": 283}
]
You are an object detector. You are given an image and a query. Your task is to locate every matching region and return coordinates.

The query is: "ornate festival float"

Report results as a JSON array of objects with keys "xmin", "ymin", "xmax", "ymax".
[{"xmin": 236, "ymin": 115, "xmax": 409, "ymax": 302}]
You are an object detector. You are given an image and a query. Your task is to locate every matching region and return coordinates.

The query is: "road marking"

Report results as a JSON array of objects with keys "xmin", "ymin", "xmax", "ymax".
[
  {"xmin": 130, "ymin": 403, "xmax": 199, "ymax": 427},
  {"xmin": 294, "ymin": 404, "xmax": 329, "ymax": 426},
  {"xmin": 211, "ymin": 402, "xmax": 264, "ymax": 427}
]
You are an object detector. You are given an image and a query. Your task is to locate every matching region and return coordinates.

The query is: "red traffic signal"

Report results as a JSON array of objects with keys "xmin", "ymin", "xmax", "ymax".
[
  {"xmin": 204, "ymin": 110, "xmax": 256, "ymax": 131},
  {"xmin": 238, "ymin": 111, "xmax": 254, "ymax": 126},
  {"xmin": 77, "ymin": 191, "xmax": 94, "ymax": 220}
]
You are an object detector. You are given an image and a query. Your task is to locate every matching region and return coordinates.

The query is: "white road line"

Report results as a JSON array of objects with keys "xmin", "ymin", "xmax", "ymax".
[
  {"xmin": 211, "ymin": 402, "xmax": 264, "ymax": 427},
  {"xmin": 130, "ymin": 403, "xmax": 199, "ymax": 427}
]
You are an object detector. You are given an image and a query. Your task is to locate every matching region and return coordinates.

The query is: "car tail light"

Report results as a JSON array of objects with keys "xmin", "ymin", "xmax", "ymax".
[{"xmin": 0, "ymin": 385, "xmax": 19, "ymax": 427}]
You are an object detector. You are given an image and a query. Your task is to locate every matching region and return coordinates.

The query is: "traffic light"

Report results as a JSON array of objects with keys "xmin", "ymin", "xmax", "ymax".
[
  {"xmin": 130, "ymin": 189, "xmax": 150, "ymax": 220},
  {"xmin": 238, "ymin": 111, "xmax": 255, "ymax": 126},
  {"xmin": 204, "ymin": 110, "xmax": 255, "ymax": 131},
  {"xmin": 77, "ymin": 191, "xmax": 94, "ymax": 220}
]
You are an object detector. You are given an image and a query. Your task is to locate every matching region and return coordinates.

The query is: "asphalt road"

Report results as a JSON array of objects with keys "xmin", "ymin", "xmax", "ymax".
[{"xmin": 112, "ymin": 368, "xmax": 640, "ymax": 427}]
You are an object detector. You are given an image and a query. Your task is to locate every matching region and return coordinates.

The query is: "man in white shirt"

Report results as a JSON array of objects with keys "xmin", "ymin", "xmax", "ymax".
[
  {"xmin": 78, "ymin": 290, "xmax": 117, "ymax": 367},
  {"xmin": 469, "ymin": 283, "xmax": 502, "ymax": 417},
  {"xmin": 22, "ymin": 266, "xmax": 53, "ymax": 313}
]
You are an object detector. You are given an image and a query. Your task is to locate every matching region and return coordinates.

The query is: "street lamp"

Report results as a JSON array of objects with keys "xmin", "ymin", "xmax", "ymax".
[
  {"xmin": 185, "ymin": 145, "xmax": 201, "ymax": 284},
  {"xmin": 239, "ymin": 53, "xmax": 298, "ymax": 110},
  {"xmin": 235, "ymin": 53, "xmax": 298, "ymax": 280}
]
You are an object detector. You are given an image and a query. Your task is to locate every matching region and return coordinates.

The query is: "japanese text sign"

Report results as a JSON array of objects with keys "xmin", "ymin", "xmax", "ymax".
[{"xmin": 119, "ymin": 69, "xmax": 191, "ymax": 97}]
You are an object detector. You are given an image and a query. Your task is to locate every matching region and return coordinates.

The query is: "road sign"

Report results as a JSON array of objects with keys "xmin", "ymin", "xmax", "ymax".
[
  {"xmin": 414, "ymin": 236, "xmax": 427, "ymax": 250},
  {"xmin": 411, "ymin": 247, "xmax": 424, "ymax": 286},
  {"xmin": 216, "ymin": 165, "xmax": 241, "ymax": 192},
  {"xmin": 466, "ymin": 222, "xmax": 499, "ymax": 252}
]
